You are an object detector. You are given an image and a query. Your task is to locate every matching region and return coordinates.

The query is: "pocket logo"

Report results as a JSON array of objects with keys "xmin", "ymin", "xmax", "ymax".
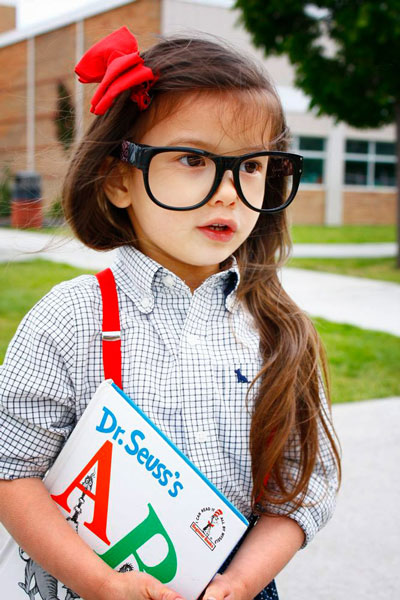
[{"xmin": 234, "ymin": 368, "xmax": 249, "ymax": 383}]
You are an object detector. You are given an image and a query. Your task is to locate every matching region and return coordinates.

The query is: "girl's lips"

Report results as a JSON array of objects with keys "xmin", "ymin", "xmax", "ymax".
[
  {"xmin": 200, "ymin": 219, "xmax": 237, "ymax": 232},
  {"xmin": 197, "ymin": 220, "xmax": 237, "ymax": 243}
]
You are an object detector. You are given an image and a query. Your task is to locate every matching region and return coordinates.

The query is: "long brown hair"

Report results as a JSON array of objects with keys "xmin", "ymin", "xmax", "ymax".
[{"xmin": 63, "ymin": 35, "xmax": 341, "ymax": 513}]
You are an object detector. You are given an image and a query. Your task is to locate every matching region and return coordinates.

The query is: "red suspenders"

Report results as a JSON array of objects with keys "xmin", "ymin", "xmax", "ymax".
[
  {"xmin": 95, "ymin": 268, "xmax": 122, "ymax": 390},
  {"xmin": 95, "ymin": 268, "xmax": 271, "ymax": 496}
]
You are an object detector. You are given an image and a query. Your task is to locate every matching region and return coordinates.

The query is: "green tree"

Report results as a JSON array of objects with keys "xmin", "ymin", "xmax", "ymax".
[
  {"xmin": 0, "ymin": 166, "xmax": 12, "ymax": 218},
  {"xmin": 235, "ymin": 0, "xmax": 400, "ymax": 264}
]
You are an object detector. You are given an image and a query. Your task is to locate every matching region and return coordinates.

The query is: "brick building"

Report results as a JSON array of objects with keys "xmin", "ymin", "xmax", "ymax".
[
  {"xmin": 0, "ymin": 0, "xmax": 160, "ymax": 209},
  {"xmin": 0, "ymin": 0, "xmax": 397, "ymax": 224}
]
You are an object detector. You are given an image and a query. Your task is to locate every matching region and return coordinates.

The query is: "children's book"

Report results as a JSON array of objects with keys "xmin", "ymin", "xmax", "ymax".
[{"xmin": 0, "ymin": 380, "xmax": 249, "ymax": 599}]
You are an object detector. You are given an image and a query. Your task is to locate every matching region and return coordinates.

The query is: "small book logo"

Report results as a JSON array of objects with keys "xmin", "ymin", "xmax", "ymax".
[{"xmin": 190, "ymin": 507, "xmax": 226, "ymax": 551}]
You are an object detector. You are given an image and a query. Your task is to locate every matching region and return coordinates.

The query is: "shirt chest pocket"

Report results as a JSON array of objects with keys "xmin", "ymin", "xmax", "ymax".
[{"xmin": 211, "ymin": 359, "xmax": 261, "ymax": 461}]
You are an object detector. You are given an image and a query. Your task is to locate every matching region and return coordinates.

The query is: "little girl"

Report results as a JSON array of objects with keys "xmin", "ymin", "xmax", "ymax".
[{"xmin": 0, "ymin": 27, "xmax": 340, "ymax": 600}]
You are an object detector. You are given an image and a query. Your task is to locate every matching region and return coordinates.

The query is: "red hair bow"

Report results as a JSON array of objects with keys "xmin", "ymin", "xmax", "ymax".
[{"xmin": 75, "ymin": 26, "xmax": 157, "ymax": 115}]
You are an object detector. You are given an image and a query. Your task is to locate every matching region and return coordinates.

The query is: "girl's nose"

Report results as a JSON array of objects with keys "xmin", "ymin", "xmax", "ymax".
[{"xmin": 209, "ymin": 170, "xmax": 238, "ymax": 207}]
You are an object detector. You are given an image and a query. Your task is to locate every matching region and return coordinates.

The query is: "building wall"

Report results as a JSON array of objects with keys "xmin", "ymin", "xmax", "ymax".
[
  {"xmin": 0, "ymin": 5, "xmax": 16, "ymax": 34},
  {"xmin": 289, "ymin": 189, "xmax": 325, "ymax": 225},
  {"xmin": 0, "ymin": 40, "xmax": 27, "ymax": 176},
  {"xmin": 34, "ymin": 24, "xmax": 77, "ymax": 202},
  {"xmin": 343, "ymin": 191, "xmax": 396, "ymax": 225},
  {"xmin": 0, "ymin": 0, "xmax": 161, "ymax": 208}
]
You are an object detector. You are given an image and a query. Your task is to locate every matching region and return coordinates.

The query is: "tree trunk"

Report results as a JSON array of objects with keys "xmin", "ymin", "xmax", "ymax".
[{"xmin": 396, "ymin": 101, "xmax": 400, "ymax": 268}]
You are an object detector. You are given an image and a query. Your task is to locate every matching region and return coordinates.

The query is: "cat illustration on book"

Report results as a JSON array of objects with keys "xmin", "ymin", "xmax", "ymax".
[{"xmin": 203, "ymin": 509, "xmax": 223, "ymax": 535}]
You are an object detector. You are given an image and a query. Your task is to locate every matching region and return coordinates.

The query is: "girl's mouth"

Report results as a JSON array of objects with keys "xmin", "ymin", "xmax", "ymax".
[{"xmin": 197, "ymin": 222, "xmax": 236, "ymax": 242}]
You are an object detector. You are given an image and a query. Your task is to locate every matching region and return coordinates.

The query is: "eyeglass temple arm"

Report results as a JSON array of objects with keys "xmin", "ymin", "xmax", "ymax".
[{"xmin": 111, "ymin": 141, "xmax": 149, "ymax": 167}]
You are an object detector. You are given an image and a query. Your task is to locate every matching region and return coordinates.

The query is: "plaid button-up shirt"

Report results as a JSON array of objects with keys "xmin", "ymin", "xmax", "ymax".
[{"xmin": 0, "ymin": 246, "xmax": 338, "ymax": 546}]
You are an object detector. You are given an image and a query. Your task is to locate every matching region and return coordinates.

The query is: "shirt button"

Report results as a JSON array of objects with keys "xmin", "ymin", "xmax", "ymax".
[
  {"xmin": 226, "ymin": 296, "xmax": 237, "ymax": 312},
  {"xmin": 195, "ymin": 430, "xmax": 210, "ymax": 443},
  {"xmin": 139, "ymin": 297, "xmax": 153, "ymax": 311},
  {"xmin": 163, "ymin": 274, "xmax": 175, "ymax": 288},
  {"xmin": 186, "ymin": 333, "xmax": 202, "ymax": 346}
]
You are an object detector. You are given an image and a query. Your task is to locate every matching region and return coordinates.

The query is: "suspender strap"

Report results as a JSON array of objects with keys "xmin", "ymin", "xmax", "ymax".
[{"xmin": 95, "ymin": 268, "xmax": 122, "ymax": 390}]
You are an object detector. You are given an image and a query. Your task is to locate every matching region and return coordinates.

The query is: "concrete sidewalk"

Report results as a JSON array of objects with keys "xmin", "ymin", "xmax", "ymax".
[
  {"xmin": 292, "ymin": 241, "xmax": 396, "ymax": 258},
  {"xmin": 0, "ymin": 228, "xmax": 396, "ymax": 261},
  {"xmin": 276, "ymin": 396, "xmax": 400, "ymax": 599},
  {"xmin": 281, "ymin": 268, "xmax": 400, "ymax": 337},
  {"xmin": 0, "ymin": 228, "xmax": 399, "ymax": 337}
]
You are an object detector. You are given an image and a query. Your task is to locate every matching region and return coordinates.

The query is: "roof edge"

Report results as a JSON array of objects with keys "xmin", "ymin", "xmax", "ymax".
[{"xmin": 0, "ymin": 0, "xmax": 136, "ymax": 48}]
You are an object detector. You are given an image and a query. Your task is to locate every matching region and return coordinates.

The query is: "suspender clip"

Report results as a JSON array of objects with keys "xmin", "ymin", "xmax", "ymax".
[{"xmin": 102, "ymin": 331, "xmax": 121, "ymax": 342}]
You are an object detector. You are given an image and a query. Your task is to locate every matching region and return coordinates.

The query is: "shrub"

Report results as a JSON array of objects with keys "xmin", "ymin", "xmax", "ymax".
[
  {"xmin": 0, "ymin": 166, "xmax": 12, "ymax": 217},
  {"xmin": 46, "ymin": 196, "xmax": 65, "ymax": 221},
  {"xmin": 54, "ymin": 81, "xmax": 75, "ymax": 153}
]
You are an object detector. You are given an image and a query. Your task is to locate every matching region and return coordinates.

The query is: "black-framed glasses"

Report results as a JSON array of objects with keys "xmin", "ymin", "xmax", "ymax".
[{"xmin": 114, "ymin": 141, "xmax": 303, "ymax": 213}]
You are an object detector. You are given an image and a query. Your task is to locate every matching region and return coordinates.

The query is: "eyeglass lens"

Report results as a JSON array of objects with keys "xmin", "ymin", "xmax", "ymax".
[{"xmin": 147, "ymin": 151, "xmax": 294, "ymax": 211}]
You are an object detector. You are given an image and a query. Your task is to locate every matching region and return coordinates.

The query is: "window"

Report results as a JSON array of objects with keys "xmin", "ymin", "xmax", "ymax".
[
  {"xmin": 292, "ymin": 136, "xmax": 326, "ymax": 184},
  {"xmin": 345, "ymin": 139, "xmax": 396, "ymax": 187}
]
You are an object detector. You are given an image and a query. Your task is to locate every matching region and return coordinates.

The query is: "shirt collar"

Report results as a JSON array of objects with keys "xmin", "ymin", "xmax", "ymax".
[{"xmin": 113, "ymin": 245, "xmax": 240, "ymax": 313}]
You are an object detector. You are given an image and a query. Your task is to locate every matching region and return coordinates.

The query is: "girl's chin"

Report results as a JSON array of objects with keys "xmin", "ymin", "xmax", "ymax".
[{"xmin": 184, "ymin": 254, "xmax": 234, "ymax": 268}]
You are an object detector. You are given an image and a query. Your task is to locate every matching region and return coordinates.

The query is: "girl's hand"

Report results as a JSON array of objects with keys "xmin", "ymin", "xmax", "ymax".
[
  {"xmin": 96, "ymin": 569, "xmax": 185, "ymax": 600},
  {"xmin": 202, "ymin": 573, "xmax": 244, "ymax": 600}
]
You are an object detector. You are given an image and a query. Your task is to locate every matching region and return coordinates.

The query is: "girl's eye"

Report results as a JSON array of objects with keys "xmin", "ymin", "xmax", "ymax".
[
  {"xmin": 240, "ymin": 160, "xmax": 262, "ymax": 174},
  {"xmin": 179, "ymin": 154, "xmax": 206, "ymax": 167}
]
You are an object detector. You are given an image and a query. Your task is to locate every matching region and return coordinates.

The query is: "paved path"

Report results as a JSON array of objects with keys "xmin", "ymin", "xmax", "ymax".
[
  {"xmin": 281, "ymin": 268, "xmax": 400, "ymax": 337},
  {"xmin": 292, "ymin": 242, "xmax": 396, "ymax": 258},
  {"xmin": 0, "ymin": 229, "xmax": 399, "ymax": 337},
  {"xmin": 276, "ymin": 396, "xmax": 400, "ymax": 599}
]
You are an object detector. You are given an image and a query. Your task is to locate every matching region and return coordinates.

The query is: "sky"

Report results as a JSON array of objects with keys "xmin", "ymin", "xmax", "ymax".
[
  {"xmin": 3, "ymin": 0, "xmax": 101, "ymax": 28},
  {"xmin": 4, "ymin": 0, "xmax": 235, "ymax": 29}
]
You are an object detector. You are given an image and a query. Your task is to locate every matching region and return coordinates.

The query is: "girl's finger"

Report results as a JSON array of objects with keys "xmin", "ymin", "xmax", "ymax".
[
  {"xmin": 203, "ymin": 575, "xmax": 232, "ymax": 600},
  {"xmin": 147, "ymin": 581, "xmax": 185, "ymax": 600}
]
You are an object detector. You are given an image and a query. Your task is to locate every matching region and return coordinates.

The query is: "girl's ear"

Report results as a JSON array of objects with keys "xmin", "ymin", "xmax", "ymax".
[{"xmin": 103, "ymin": 158, "xmax": 132, "ymax": 208}]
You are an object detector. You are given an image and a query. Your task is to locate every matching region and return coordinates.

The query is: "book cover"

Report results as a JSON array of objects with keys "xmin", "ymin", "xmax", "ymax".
[{"xmin": 0, "ymin": 380, "xmax": 249, "ymax": 599}]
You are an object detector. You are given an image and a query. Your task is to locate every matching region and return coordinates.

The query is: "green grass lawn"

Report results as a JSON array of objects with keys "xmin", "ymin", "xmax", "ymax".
[
  {"xmin": 1, "ymin": 260, "xmax": 399, "ymax": 404},
  {"xmin": 6, "ymin": 224, "xmax": 71, "ymax": 236},
  {"xmin": 315, "ymin": 318, "xmax": 400, "ymax": 404},
  {"xmin": 290, "ymin": 224, "xmax": 396, "ymax": 244},
  {"xmin": 7, "ymin": 223, "xmax": 397, "ymax": 244},
  {"xmin": 0, "ymin": 260, "xmax": 94, "ymax": 361},
  {"xmin": 288, "ymin": 257, "xmax": 400, "ymax": 284}
]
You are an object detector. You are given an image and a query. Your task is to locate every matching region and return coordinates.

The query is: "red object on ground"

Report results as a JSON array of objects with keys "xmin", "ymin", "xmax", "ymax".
[{"xmin": 11, "ymin": 200, "xmax": 42, "ymax": 228}]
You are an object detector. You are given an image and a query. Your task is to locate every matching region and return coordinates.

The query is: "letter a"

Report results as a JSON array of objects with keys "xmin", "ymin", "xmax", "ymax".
[
  {"xmin": 51, "ymin": 440, "xmax": 113, "ymax": 545},
  {"xmin": 98, "ymin": 503, "xmax": 177, "ymax": 583}
]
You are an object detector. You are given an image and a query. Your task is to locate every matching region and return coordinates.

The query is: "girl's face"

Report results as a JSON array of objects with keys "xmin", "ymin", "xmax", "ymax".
[{"xmin": 110, "ymin": 92, "xmax": 271, "ymax": 290}]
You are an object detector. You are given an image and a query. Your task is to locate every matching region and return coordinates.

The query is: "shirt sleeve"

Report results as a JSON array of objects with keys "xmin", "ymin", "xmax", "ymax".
[
  {"xmin": 0, "ymin": 285, "xmax": 78, "ymax": 480},
  {"xmin": 262, "ymin": 382, "xmax": 340, "ymax": 548}
]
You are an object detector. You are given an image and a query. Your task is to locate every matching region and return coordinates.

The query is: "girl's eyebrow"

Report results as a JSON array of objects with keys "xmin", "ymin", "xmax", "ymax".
[
  {"xmin": 165, "ymin": 137, "xmax": 214, "ymax": 149},
  {"xmin": 165, "ymin": 138, "xmax": 268, "ymax": 153}
]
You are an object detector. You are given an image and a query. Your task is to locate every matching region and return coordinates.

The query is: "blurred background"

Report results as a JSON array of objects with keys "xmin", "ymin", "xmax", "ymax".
[{"xmin": 0, "ymin": 1, "xmax": 399, "ymax": 598}]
